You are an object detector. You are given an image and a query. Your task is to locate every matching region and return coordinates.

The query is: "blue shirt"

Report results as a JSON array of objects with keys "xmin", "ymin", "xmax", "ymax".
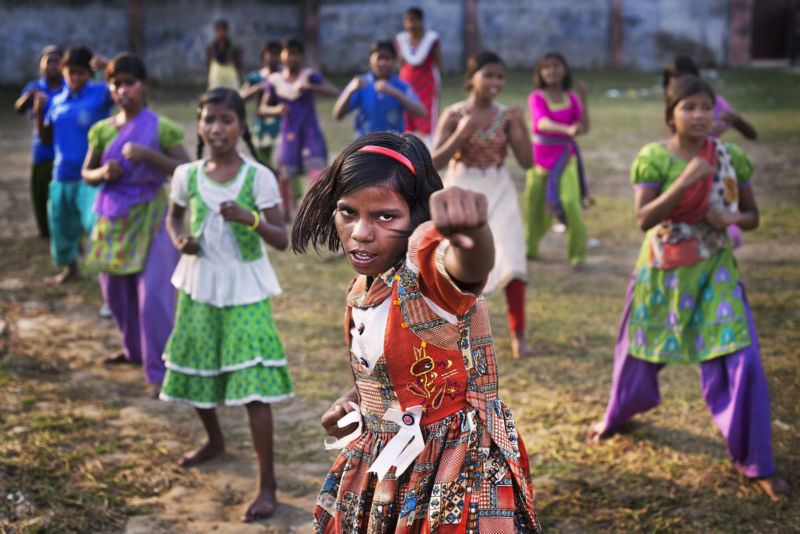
[
  {"xmin": 348, "ymin": 73, "xmax": 419, "ymax": 137},
  {"xmin": 20, "ymin": 77, "xmax": 66, "ymax": 163},
  {"xmin": 44, "ymin": 81, "xmax": 113, "ymax": 182}
]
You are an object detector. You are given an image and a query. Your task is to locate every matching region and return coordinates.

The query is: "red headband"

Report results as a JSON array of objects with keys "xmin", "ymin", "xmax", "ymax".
[{"xmin": 357, "ymin": 145, "xmax": 416, "ymax": 176}]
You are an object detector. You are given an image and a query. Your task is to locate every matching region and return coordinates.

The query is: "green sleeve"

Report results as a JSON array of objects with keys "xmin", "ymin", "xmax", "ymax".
[
  {"xmin": 724, "ymin": 142, "xmax": 753, "ymax": 183},
  {"xmin": 630, "ymin": 143, "xmax": 668, "ymax": 187},
  {"xmin": 87, "ymin": 119, "xmax": 117, "ymax": 154},
  {"xmin": 157, "ymin": 117, "xmax": 184, "ymax": 152}
]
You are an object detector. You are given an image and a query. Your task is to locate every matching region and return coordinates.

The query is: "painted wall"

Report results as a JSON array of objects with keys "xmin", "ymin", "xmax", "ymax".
[{"xmin": 0, "ymin": 0, "xmax": 738, "ymax": 85}]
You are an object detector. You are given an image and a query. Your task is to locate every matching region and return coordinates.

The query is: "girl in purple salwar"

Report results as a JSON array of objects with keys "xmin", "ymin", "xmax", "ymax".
[
  {"xmin": 588, "ymin": 76, "xmax": 789, "ymax": 501},
  {"xmin": 82, "ymin": 54, "xmax": 189, "ymax": 397}
]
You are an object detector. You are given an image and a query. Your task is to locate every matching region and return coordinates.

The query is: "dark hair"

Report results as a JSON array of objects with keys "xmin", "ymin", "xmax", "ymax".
[
  {"xmin": 405, "ymin": 7, "xmax": 423, "ymax": 19},
  {"xmin": 292, "ymin": 132, "xmax": 442, "ymax": 254},
  {"xmin": 464, "ymin": 50, "xmax": 504, "ymax": 90},
  {"xmin": 283, "ymin": 38, "xmax": 304, "ymax": 54},
  {"xmin": 662, "ymin": 55, "xmax": 699, "ymax": 89},
  {"xmin": 534, "ymin": 51, "xmax": 572, "ymax": 90},
  {"xmin": 214, "ymin": 19, "xmax": 229, "ymax": 30},
  {"xmin": 62, "ymin": 45, "xmax": 93, "ymax": 72},
  {"xmin": 196, "ymin": 88, "xmax": 266, "ymax": 167},
  {"xmin": 40, "ymin": 45, "xmax": 63, "ymax": 59},
  {"xmin": 664, "ymin": 75, "xmax": 715, "ymax": 132},
  {"xmin": 105, "ymin": 52, "xmax": 147, "ymax": 82},
  {"xmin": 370, "ymin": 40, "xmax": 397, "ymax": 58},
  {"xmin": 262, "ymin": 41, "xmax": 282, "ymax": 56}
]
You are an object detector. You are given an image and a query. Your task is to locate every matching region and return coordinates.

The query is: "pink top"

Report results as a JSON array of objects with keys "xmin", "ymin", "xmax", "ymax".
[
  {"xmin": 712, "ymin": 95, "xmax": 735, "ymax": 138},
  {"xmin": 528, "ymin": 90, "xmax": 582, "ymax": 170}
]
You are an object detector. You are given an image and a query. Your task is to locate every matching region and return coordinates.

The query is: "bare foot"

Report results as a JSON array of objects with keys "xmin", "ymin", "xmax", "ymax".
[
  {"xmin": 243, "ymin": 488, "xmax": 277, "ymax": 522},
  {"xmin": 177, "ymin": 440, "xmax": 225, "ymax": 468},
  {"xmin": 149, "ymin": 383, "xmax": 162, "ymax": 399},
  {"xmin": 49, "ymin": 265, "xmax": 80, "ymax": 285},
  {"xmin": 102, "ymin": 351, "xmax": 128, "ymax": 365},
  {"xmin": 510, "ymin": 332, "xmax": 534, "ymax": 359},
  {"xmin": 586, "ymin": 421, "xmax": 613, "ymax": 441},
  {"xmin": 572, "ymin": 262, "xmax": 587, "ymax": 272},
  {"xmin": 755, "ymin": 476, "xmax": 791, "ymax": 501}
]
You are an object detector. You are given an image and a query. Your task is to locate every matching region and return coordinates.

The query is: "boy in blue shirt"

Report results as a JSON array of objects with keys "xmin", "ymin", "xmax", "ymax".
[
  {"xmin": 34, "ymin": 45, "xmax": 114, "ymax": 284},
  {"xmin": 15, "ymin": 45, "xmax": 66, "ymax": 238},
  {"xmin": 333, "ymin": 41, "xmax": 424, "ymax": 137}
]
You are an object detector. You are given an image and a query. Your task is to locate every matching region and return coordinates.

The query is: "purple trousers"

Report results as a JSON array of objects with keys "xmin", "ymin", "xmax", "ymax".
[
  {"xmin": 602, "ymin": 276, "xmax": 775, "ymax": 478},
  {"xmin": 98, "ymin": 219, "xmax": 178, "ymax": 384}
]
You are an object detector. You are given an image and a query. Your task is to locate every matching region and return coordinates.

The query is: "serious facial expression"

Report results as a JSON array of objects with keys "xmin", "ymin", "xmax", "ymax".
[
  {"xmin": 539, "ymin": 57, "xmax": 566, "ymax": 88},
  {"xmin": 264, "ymin": 50, "xmax": 281, "ymax": 71},
  {"xmin": 199, "ymin": 103, "xmax": 243, "ymax": 157},
  {"xmin": 471, "ymin": 62, "xmax": 505, "ymax": 100},
  {"xmin": 281, "ymin": 48, "xmax": 303, "ymax": 71},
  {"xmin": 335, "ymin": 183, "xmax": 412, "ymax": 277},
  {"xmin": 403, "ymin": 13, "xmax": 423, "ymax": 34},
  {"xmin": 64, "ymin": 65, "xmax": 91, "ymax": 93},
  {"xmin": 109, "ymin": 71, "xmax": 144, "ymax": 111},
  {"xmin": 671, "ymin": 92, "xmax": 714, "ymax": 139},
  {"xmin": 40, "ymin": 53, "xmax": 62, "ymax": 79},
  {"xmin": 370, "ymin": 49, "xmax": 396, "ymax": 80}
]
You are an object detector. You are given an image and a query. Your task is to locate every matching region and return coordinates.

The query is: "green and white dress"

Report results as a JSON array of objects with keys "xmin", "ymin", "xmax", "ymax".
[{"xmin": 160, "ymin": 156, "xmax": 294, "ymax": 407}]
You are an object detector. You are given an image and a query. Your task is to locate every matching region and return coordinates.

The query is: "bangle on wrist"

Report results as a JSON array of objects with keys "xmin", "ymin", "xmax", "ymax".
[{"xmin": 248, "ymin": 209, "xmax": 260, "ymax": 230}]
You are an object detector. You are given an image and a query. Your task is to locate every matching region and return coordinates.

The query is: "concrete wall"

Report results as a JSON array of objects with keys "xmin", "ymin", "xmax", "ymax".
[{"xmin": 0, "ymin": 0, "xmax": 738, "ymax": 85}]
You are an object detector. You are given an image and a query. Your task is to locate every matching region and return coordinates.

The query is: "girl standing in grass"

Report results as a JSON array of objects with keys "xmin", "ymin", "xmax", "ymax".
[
  {"xmin": 588, "ymin": 76, "xmax": 789, "ymax": 501},
  {"xmin": 432, "ymin": 51, "xmax": 534, "ymax": 359},
  {"xmin": 240, "ymin": 41, "xmax": 282, "ymax": 166},
  {"xmin": 523, "ymin": 51, "xmax": 590, "ymax": 268},
  {"xmin": 81, "ymin": 53, "xmax": 189, "ymax": 395},
  {"xmin": 293, "ymin": 132, "xmax": 541, "ymax": 533},
  {"xmin": 160, "ymin": 88, "xmax": 293, "ymax": 521}
]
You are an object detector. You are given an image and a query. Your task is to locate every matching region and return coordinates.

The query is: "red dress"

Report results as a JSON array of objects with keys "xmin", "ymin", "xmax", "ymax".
[
  {"xmin": 313, "ymin": 222, "xmax": 541, "ymax": 533},
  {"xmin": 396, "ymin": 30, "xmax": 440, "ymax": 137}
]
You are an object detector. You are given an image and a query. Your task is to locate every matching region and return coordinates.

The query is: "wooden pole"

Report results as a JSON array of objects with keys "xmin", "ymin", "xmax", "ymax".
[
  {"xmin": 303, "ymin": 0, "xmax": 321, "ymax": 70},
  {"xmin": 128, "ymin": 0, "xmax": 145, "ymax": 58},
  {"xmin": 610, "ymin": 0, "xmax": 624, "ymax": 67},
  {"xmin": 464, "ymin": 0, "xmax": 479, "ymax": 65}
]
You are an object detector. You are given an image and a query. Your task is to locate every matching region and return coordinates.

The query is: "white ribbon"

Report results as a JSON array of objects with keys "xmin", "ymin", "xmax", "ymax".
[
  {"xmin": 323, "ymin": 401, "xmax": 363, "ymax": 450},
  {"xmin": 368, "ymin": 405, "xmax": 425, "ymax": 480}
]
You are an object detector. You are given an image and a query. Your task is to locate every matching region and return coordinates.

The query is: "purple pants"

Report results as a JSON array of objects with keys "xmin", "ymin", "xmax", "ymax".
[
  {"xmin": 602, "ymin": 277, "xmax": 775, "ymax": 478},
  {"xmin": 98, "ymin": 220, "xmax": 178, "ymax": 384}
]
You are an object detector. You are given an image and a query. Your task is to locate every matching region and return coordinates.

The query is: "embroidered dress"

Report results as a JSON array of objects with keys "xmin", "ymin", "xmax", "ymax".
[
  {"xmin": 160, "ymin": 158, "xmax": 293, "ymax": 407},
  {"xmin": 441, "ymin": 102, "xmax": 527, "ymax": 295},
  {"xmin": 314, "ymin": 222, "xmax": 541, "ymax": 533},
  {"xmin": 396, "ymin": 30, "xmax": 440, "ymax": 137},
  {"xmin": 524, "ymin": 90, "xmax": 587, "ymax": 264},
  {"xmin": 267, "ymin": 68, "xmax": 328, "ymax": 179}
]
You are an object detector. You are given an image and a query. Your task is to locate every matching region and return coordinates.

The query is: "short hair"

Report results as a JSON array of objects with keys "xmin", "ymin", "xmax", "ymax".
[
  {"xmin": 664, "ymin": 75, "xmax": 715, "ymax": 132},
  {"xmin": 662, "ymin": 55, "xmax": 700, "ymax": 89},
  {"xmin": 40, "ymin": 45, "xmax": 63, "ymax": 59},
  {"xmin": 283, "ymin": 38, "xmax": 304, "ymax": 54},
  {"xmin": 261, "ymin": 41, "xmax": 282, "ymax": 56},
  {"xmin": 464, "ymin": 50, "xmax": 504, "ymax": 90},
  {"xmin": 292, "ymin": 132, "xmax": 442, "ymax": 254},
  {"xmin": 105, "ymin": 52, "xmax": 147, "ymax": 82},
  {"xmin": 405, "ymin": 7, "xmax": 423, "ymax": 19},
  {"xmin": 62, "ymin": 45, "xmax": 93, "ymax": 72},
  {"xmin": 214, "ymin": 19, "xmax": 229, "ymax": 30},
  {"xmin": 370, "ymin": 40, "xmax": 397, "ymax": 58},
  {"xmin": 534, "ymin": 51, "xmax": 572, "ymax": 90}
]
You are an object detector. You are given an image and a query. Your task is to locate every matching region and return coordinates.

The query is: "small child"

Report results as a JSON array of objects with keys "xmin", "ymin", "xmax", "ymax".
[
  {"xmin": 15, "ymin": 45, "xmax": 66, "ymax": 238},
  {"xmin": 333, "ymin": 40, "xmax": 425, "ymax": 137},
  {"xmin": 206, "ymin": 19, "xmax": 242, "ymax": 90},
  {"xmin": 396, "ymin": 6, "xmax": 442, "ymax": 145},
  {"xmin": 34, "ymin": 45, "xmax": 114, "ymax": 284},
  {"xmin": 523, "ymin": 51, "xmax": 590, "ymax": 268},
  {"xmin": 259, "ymin": 38, "xmax": 339, "ymax": 220},
  {"xmin": 293, "ymin": 132, "xmax": 542, "ymax": 532},
  {"xmin": 81, "ymin": 53, "xmax": 189, "ymax": 397},
  {"xmin": 160, "ymin": 88, "xmax": 293, "ymax": 522},
  {"xmin": 240, "ymin": 40, "xmax": 282, "ymax": 166}
]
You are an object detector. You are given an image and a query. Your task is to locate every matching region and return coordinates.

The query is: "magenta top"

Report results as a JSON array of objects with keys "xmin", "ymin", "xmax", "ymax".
[
  {"xmin": 528, "ymin": 89, "xmax": 582, "ymax": 170},
  {"xmin": 711, "ymin": 95, "xmax": 735, "ymax": 138}
]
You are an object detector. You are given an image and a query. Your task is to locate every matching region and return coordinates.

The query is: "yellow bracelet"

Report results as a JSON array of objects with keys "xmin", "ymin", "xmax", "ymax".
[{"xmin": 248, "ymin": 209, "xmax": 260, "ymax": 230}]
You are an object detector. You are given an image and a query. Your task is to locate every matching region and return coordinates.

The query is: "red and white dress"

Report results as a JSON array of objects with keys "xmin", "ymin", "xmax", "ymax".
[{"xmin": 396, "ymin": 30, "xmax": 440, "ymax": 139}]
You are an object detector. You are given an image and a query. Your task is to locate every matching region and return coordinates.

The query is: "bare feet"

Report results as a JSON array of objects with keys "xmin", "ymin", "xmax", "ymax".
[
  {"xmin": 510, "ymin": 332, "xmax": 534, "ymax": 359},
  {"xmin": 102, "ymin": 351, "xmax": 128, "ymax": 365},
  {"xmin": 572, "ymin": 261, "xmax": 587, "ymax": 272},
  {"xmin": 243, "ymin": 488, "xmax": 277, "ymax": 522},
  {"xmin": 755, "ymin": 476, "xmax": 791, "ymax": 501},
  {"xmin": 586, "ymin": 421, "xmax": 613, "ymax": 441},
  {"xmin": 49, "ymin": 264, "xmax": 80, "ymax": 285},
  {"xmin": 177, "ymin": 440, "xmax": 225, "ymax": 468},
  {"xmin": 149, "ymin": 383, "xmax": 162, "ymax": 399}
]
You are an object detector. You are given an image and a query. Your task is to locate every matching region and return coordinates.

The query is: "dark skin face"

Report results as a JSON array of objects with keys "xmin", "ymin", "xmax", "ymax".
[
  {"xmin": 108, "ymin": 71, "xmax": 145, "ymax": 113},
  {"xmin": 40, "ymin": 53, "xmax": 62, "ymax": 82},
  {"xmin": 281, "ymin": 48, "xmax": 303, "ymax": 72},
  {"xmin": 63, "ymin": 65, "xmax": 91, "ymax": 93},
  {"xmin": 199, "ymin": 103, "xmax": 243, "ymax": 161},
  {"xmin": 669, "ymin": 92, "xmax": 714, "ymax": 140},
  {"xmin": 370, "ymin": 49, "xmax": 396, "ymax": 80}
]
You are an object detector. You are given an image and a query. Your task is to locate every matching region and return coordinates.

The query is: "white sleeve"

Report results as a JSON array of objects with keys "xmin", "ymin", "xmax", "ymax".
[
  {"xmin": 169, "ymin": 163, "xmax": 191, "ymax": 207},
  {"xmin": 252, "ymin": 163, "xmax": 282, "ymax": 210}
]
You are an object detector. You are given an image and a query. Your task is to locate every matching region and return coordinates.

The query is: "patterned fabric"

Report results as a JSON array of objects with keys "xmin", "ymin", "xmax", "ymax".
[
  {"xmin": 85, "ymin": 187, "xmax": 168, "ymax": 274},
  {"xmin": 396, "ymin": 31, "xmax": 440, "ymax": 136},
  {"xmin": 160, "ymin": 291, "xmax": 293, "ymax": 408},
  {"xmin": 186, "ymin": 163, "xmax": 264, "ymax": 262},
  {"xmin": 244, "ymin": 69, "xmax": 281, "ymax": 150},
  {"xmin": 314, "ymin": 223, "xmax": 540, "ymax": 533},
  {"xmin": 627, "ymin": 139, "xmax": 754, "ymax": 364},
  {"xmin": 447, "ymin": 103, "xmax": 511, "ymax": 170}
]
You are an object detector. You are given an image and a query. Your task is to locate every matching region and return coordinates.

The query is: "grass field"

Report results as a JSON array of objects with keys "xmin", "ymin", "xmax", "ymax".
[{"xmin": 0, "ymin": 67, "xmax": 798, "ymax": 533}]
